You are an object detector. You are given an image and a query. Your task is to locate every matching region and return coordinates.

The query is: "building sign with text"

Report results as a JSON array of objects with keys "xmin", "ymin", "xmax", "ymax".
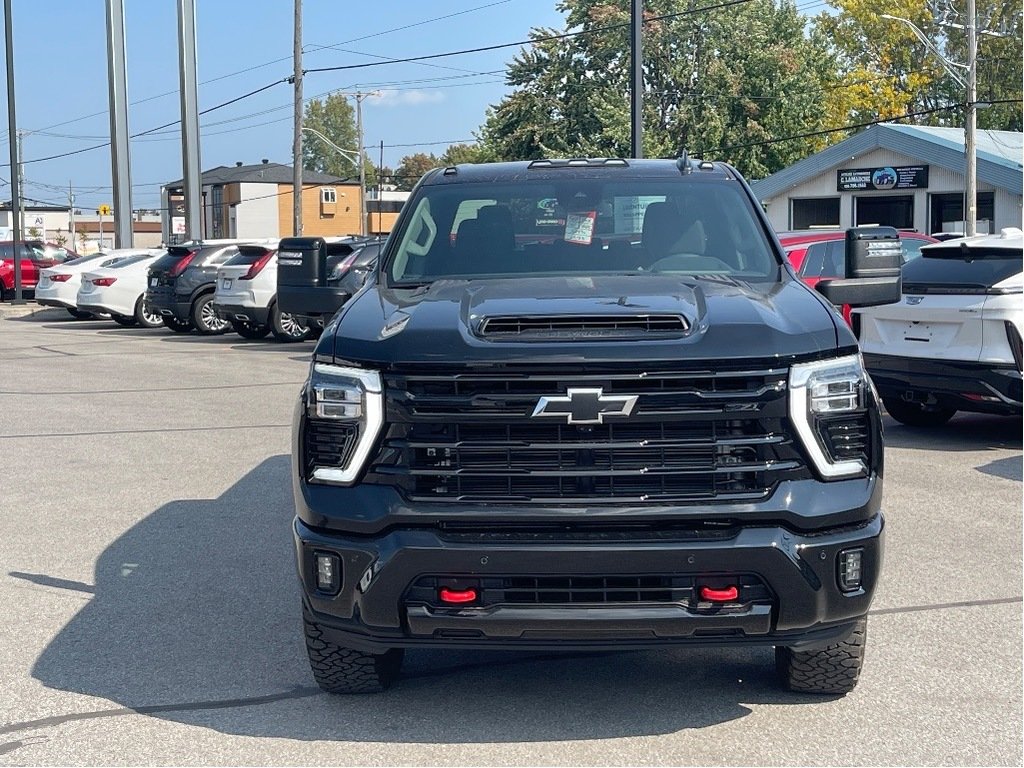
[{"xmin": 837, "ymin": 166, "xmax": 929, "ymax": 192}]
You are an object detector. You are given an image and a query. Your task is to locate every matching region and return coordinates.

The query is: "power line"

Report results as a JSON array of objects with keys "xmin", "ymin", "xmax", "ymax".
[{"xmin": 304, "ymin": 0, "xmax": 757, "ymax": 74}]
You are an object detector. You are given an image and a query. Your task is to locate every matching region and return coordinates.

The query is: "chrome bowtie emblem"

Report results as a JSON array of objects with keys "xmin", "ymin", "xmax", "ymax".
[{"xmin": 531, "ymin": 387, "xmax": 639, "ymax": 425}]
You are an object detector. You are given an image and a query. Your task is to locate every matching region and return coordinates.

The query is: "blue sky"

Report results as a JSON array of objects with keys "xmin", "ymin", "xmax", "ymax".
[{"xmin": 0, "ymin": 0, "xmax": 565, "ymax": 213}]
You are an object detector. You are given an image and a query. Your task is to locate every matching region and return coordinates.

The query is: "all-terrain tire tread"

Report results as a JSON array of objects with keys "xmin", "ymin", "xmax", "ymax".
[
  {"xmin": 777, "ymin": 618, "xmax": 867, "ymax": 694},
  {"xmin": 302, "ymin": 612, "xmax": 402, "ymax": 694}
]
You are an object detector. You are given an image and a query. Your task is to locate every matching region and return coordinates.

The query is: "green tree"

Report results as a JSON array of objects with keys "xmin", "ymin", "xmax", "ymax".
[
  {"xmin": 814, "ymin": 0, "xmax": 1021, "ymax": 133},
  {"xmin": 439, "ymin": 142, "xmax": 491, "ymax": 165},
  {"xmin": 303, "ymin": 94, "xmax": 374, "ymax": 181},
  {"xmin": 477, "ymin": 0, "xmax": 840, "ymax": 179},
  {"xmin": 394, "ymin": 153, "xmax": 439, "ymax": 191}
]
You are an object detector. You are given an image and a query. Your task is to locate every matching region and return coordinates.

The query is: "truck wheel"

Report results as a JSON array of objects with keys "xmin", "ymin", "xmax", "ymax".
[
  {"xmin": 162, "ymin": 315, "xmax": 193, "ymax": 333},
  {"xmin": 134, "ymin": 296, "xmax": 164, "ymax": 328},
  {"xmin": 882, "ymin": 396, "xmax": 956, "ymax": 427},
  {"xmin": 191, "ymin": 293, "xmax": 231, "ymax": 335},
  {"xmin": 270, "ymin": 302, "xmax": 311, "ymax": 342},
  {"xmin": 303, "ymin": 606, "xmax": 403, "ymax": 693},
  {"xmin": 776, "ymin": 617, "xmax": 867, "ymax": 695},
  {"xmin": 111, "ymin": 313, "xmax": 138, "ymax": 327},
  {"xmin": 231, "ymin": 320, "xmax": 271, "ymax": 339}
]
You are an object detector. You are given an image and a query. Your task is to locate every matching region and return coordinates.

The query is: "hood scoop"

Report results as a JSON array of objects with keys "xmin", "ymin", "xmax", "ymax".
[{"xmin": 478, "ymin": 313, "xmax": 690, "ymax": 341}]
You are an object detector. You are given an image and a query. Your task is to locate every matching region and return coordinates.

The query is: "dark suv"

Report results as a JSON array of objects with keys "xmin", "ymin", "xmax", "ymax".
[
  {"xmin": 290, "ymin": 158, "xmax": 900, "ymax": 696},
  {"xmin": 146, "ymin": 241, "xmax": 270, "ymax": 334}
]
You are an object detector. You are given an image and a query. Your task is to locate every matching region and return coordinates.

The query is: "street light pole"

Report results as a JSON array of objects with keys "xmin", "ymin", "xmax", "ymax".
[
  {"xmin": 4, "ymin": 0, "xmax": 25, "ymax": 304},
  {"xmin": 355, "ymin": 93, "xmax": 366, "ymax": 237},
  {"xmin": 292, "ymin": 0, "xmax": 303, "ymax": 236},
  {"xmin": 965, "ymin": 0, "xmax": 978, "ymax": 236}
]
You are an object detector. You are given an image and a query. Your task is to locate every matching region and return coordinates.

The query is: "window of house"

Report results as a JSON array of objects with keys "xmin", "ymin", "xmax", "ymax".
[{"xmin": 321, "ymin": 188, "xmax": 337, "ymax": 204}]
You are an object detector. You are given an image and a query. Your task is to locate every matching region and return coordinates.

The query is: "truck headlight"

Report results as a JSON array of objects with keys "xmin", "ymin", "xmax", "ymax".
[
  {"xmin": 305, "ymin": 363, "xmax": 383, "ymax": 484},
  {"xmin": 789, "ymin": 354, "xmax": 869, "ymax": 480}
]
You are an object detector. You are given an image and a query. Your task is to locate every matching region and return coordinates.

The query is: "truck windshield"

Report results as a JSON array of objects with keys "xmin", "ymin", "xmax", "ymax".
[{"xmin": 387, "ymin": 179, "xmax": 779, "ymax": 285}]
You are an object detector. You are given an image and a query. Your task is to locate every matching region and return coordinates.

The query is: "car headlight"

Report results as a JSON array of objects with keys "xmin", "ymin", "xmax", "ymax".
[
  {"xmin": 789, "ymin": 354, "xmax": 870, "ymax": 480},
  {"xmin": 304, "ymin": 362, "xmax": 383, "ymax": 484}
]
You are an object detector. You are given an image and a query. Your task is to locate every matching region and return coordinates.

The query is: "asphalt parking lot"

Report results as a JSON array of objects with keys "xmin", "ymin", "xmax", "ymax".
[{"xmin": 0, "ymin": 311, "xmax": 1021, "ymax": 766}]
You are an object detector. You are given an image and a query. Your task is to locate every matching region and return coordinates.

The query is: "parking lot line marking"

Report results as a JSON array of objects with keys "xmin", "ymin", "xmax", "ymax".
[{"xmin": 870, "ymin": 595, "xmax": 1022, "ymax": 616}]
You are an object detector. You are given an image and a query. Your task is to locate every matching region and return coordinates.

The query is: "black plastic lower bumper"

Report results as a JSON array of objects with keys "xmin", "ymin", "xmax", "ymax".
[
  {"xmin": 146, "ymin": 287, "xmax": 191, "ymax": 322},
  {"xmin": 213, "ymin": 301, "xmax": 269, "ymax": 326},
  {"xmin": 864, "ymin": 352, "xmax": 1022, "ymax": 414},
  {"xmin": 277, "ymin": 284, "xmax": 349, "ymax": 320},
  {"xmin": 295, "ymin": 514, "xmax": 884, "ymax": 652},
  {"xmin": 36, "ymin": 297, "xmax": 75, "ymax": 309}
]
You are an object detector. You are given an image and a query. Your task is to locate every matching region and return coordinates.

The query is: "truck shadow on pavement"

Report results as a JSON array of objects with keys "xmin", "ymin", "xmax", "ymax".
[
  {"xmin": 29, "ymin": 455, "xmax": 825, "ymax": 743},
  {"xmin": 882, "ymin": 413, "xmax": 1022, "ymax": 453}
]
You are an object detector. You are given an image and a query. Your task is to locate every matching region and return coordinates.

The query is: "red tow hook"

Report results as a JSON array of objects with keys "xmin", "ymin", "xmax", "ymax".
[
  {"xmin": 439, "ymin": 587, "xmax": 478, "ymax": 604},
  {"xmin": 700, "ymin": 585, "xmax": 739, "ymax": 603}
]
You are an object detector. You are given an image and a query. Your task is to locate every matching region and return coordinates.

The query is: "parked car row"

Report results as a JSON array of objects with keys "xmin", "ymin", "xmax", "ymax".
[
  {"xmin": 1, "ymin": 240, "xmax": 80, "ymax": 301},
  {"xmin": 15, "ymin": 235, "xmax": 386, "ymax": 344}
]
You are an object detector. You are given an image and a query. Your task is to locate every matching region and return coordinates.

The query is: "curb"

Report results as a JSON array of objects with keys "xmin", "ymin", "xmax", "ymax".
[{"xmin": 0, "ymin": 304, "xmax": 66, "ymax": 320}]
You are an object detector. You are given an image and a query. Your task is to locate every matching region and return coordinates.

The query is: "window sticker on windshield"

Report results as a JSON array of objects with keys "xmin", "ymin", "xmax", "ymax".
[{"xmin": 565, "ymin": 211, "xmax": 597, "ymax": 245}]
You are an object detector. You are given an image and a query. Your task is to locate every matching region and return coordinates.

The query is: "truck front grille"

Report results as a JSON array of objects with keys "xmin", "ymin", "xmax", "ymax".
[{"xmin": 370, "ymin": 364, "xmax": 808, "ymax": 504}]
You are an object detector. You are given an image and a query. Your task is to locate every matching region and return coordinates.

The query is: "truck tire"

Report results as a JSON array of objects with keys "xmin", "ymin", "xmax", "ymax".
[
  {"xmin": 270, "ymin": 301, "xmax": 311, "ymax": 342},
  {"xmin": 191, "ymin": 293, "xmax": 231, "ymax": 335},
  {"xmin": 303, "ymin": 606, "xmax": 403, "ymax": 693},
  {"xmin": 231, "ymin": 320, "xmax": 271, "ymax": 339},
  {"xmin": 162, "ymin": 315, "xmax": 193, "ymax": 333},
  {"xmin": 882, "ymin": 396, "xmax": 956, "ymax": 427},
  {"xmin": 776, "ymin": 617, "xmax": 867, "ymax": 694}
]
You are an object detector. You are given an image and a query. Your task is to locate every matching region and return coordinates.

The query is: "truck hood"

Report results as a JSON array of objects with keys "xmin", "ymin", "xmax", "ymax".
[{"xmin": 325, "ymin": 274, "xmax": 840, "ymax": 366}]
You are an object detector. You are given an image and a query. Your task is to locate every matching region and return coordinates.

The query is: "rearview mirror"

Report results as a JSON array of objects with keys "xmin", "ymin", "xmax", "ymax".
[{"xmin": 816, "ymin": 226, "xmax": 902, "ymax": 308}]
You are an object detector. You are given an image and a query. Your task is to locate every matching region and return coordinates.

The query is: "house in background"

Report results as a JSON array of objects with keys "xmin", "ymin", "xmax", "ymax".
[
  {"xmin": 161, "ymin": 160, "xmax": 363, "ymax": 244},
  {"xmin": 749, "ymin": 124, "xmax": 1022, "ymax": 235}
]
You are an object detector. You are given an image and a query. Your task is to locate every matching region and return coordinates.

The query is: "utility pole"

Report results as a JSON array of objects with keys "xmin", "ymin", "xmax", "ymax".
[
  {"xmin": 105, "ymin": 0, "xmax": 133, "ymax": 248},
  {"xmin": 965, "ymin": 0, "xmax": 978, "ymax": 236},
  {"xmin": 16, "ymin": 129, "xmax": 25, "ymax": 236},
  {"xmin": 355, "ymin": 92, "xmax": 366, "ymax": 237},
  {"xmin": 68, "ymin": 182, "xmax": 75, "ymax": 246},
  {"xmin": 4, "ymin": 0, "xmax": 24, "ymax": 303},
  {"xmin": 378, "ymin": 139, "xmax": 384, "ymax": 235},
  {"xmin": 292, "ymin": 0, "xmax": 303, "ymax": 236},
  {"xmin": 629, "ymin": 0, "xmax": 643, "ymax": 159},
  {"xmin": 176, "ymin": 0, "xmax": 202, "ymax": 242}
]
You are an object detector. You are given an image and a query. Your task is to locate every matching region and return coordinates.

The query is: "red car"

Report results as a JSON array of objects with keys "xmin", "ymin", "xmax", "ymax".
[
  {"xmin": 778, "ymin": 230, "xmax": 938, "ymax": 324},
  {"xmin": 0, "ymin": 241, "xmax": 79, "ymax": 300}
]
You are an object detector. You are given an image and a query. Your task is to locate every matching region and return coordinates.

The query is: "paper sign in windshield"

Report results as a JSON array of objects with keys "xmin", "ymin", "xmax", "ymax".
[{"xmin": 564, "ymin": 211, "xmax": 597, "ymax": 245}]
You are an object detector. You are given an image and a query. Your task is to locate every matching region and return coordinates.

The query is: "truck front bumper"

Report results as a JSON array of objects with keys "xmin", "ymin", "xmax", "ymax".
[{"xmin": 295, "ymin": 513, "xmax": 884, "ymax": 652}]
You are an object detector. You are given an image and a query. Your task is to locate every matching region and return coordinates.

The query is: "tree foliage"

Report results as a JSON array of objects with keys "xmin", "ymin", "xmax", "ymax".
[
  {"xmin": 814, "ymin": 0, "xmax": 1022, "ymax": 133},
  {"xmin": 476, "ymin": 0, "xmax": 841, "ymax": 178},
  {"xmin": 394, "ymin": 153, "xmax": 440, "ymax": 190},
  {"xmin": 302, "ymin": 94, "xmax": 360, "ymax": 179}
]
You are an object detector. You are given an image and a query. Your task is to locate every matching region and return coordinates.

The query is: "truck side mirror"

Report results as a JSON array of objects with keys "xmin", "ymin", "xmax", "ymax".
[{"xmin": 816, "ymin": 226, "xmax": 902, "ymax": 308}]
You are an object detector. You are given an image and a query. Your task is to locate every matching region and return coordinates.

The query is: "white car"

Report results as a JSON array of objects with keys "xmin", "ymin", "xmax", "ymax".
[
  {"xmin": 77, "ymin": 251, "xmax": 166, "ymax": 328},
  {"xmin": 855, "ymin": 227, "xmax": 1023, "ymax": 425},
  {"xmin": 35, "ymin": 250, "xmax": 141, "ymax": 318},
  {"xmin": 212, "ymin": 244, "xmax": 311, "ymax": 342}
]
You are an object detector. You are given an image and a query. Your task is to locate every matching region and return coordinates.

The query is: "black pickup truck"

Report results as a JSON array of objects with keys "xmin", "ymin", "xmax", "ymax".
[{"xmin": 289, "ymin": 158, "xmax": 901, "ymax": 695}]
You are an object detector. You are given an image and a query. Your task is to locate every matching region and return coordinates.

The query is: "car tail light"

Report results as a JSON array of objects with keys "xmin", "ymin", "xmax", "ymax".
[
  {"xmin": 1006, "ymin": 322, "xmax": 1023, "ymax": 371},
  {"xmin": 50, "ymin": 273, "xmax": 72, "ymax": 282},
  {"xmin": 329, "ymin": 253, "xmax": 359, "ymax": 280},
  {"xmin": 167, "ymin": 251, "xmax": 196, "ymax": 278},
  {"xmin": 92, "ymin": 277, "xmax": 117, "ymax": 287},
  {"xmin": 240, "ymin": 249, "xmax": 275, "ymax": 280}
]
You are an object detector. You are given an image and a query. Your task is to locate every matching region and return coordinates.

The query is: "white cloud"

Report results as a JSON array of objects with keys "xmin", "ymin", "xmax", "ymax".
[{"xmin": 368, "ymin": 89, "xmax": 445, "ymax": 108}]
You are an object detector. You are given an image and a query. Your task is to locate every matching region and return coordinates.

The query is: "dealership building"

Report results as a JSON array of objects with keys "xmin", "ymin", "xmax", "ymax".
[{"xmin": 749, "ymin": 124, "xmax": 1022, "ymax": 235}]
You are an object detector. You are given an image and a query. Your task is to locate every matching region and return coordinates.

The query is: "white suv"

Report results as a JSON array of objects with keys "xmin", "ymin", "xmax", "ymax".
[
  {"xmin": 212, "ymin": 245, "xmax": 311, "ymax": 342},
  {"xmin": 855, "ymin": 227, "xmax": 1023, "ymax": 425}
]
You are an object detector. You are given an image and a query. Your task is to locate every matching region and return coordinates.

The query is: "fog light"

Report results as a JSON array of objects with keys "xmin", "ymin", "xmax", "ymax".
[
  {"xmin": 314, "ymin": 552, "xmax": 341, "ymax": 594},
  {"xmin": 838, "ymin": 548, "xmax": 863, "ymax": 592}
]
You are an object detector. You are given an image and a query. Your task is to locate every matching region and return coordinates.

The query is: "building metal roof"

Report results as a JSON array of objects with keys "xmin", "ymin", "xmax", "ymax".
[
  {"xmin": 749, "ymin": 123, "xmax": 1023, "ymax": 201},
  {"xmin": 163, "ymin": 161, "xmax": 352, "ymax": 190}
]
